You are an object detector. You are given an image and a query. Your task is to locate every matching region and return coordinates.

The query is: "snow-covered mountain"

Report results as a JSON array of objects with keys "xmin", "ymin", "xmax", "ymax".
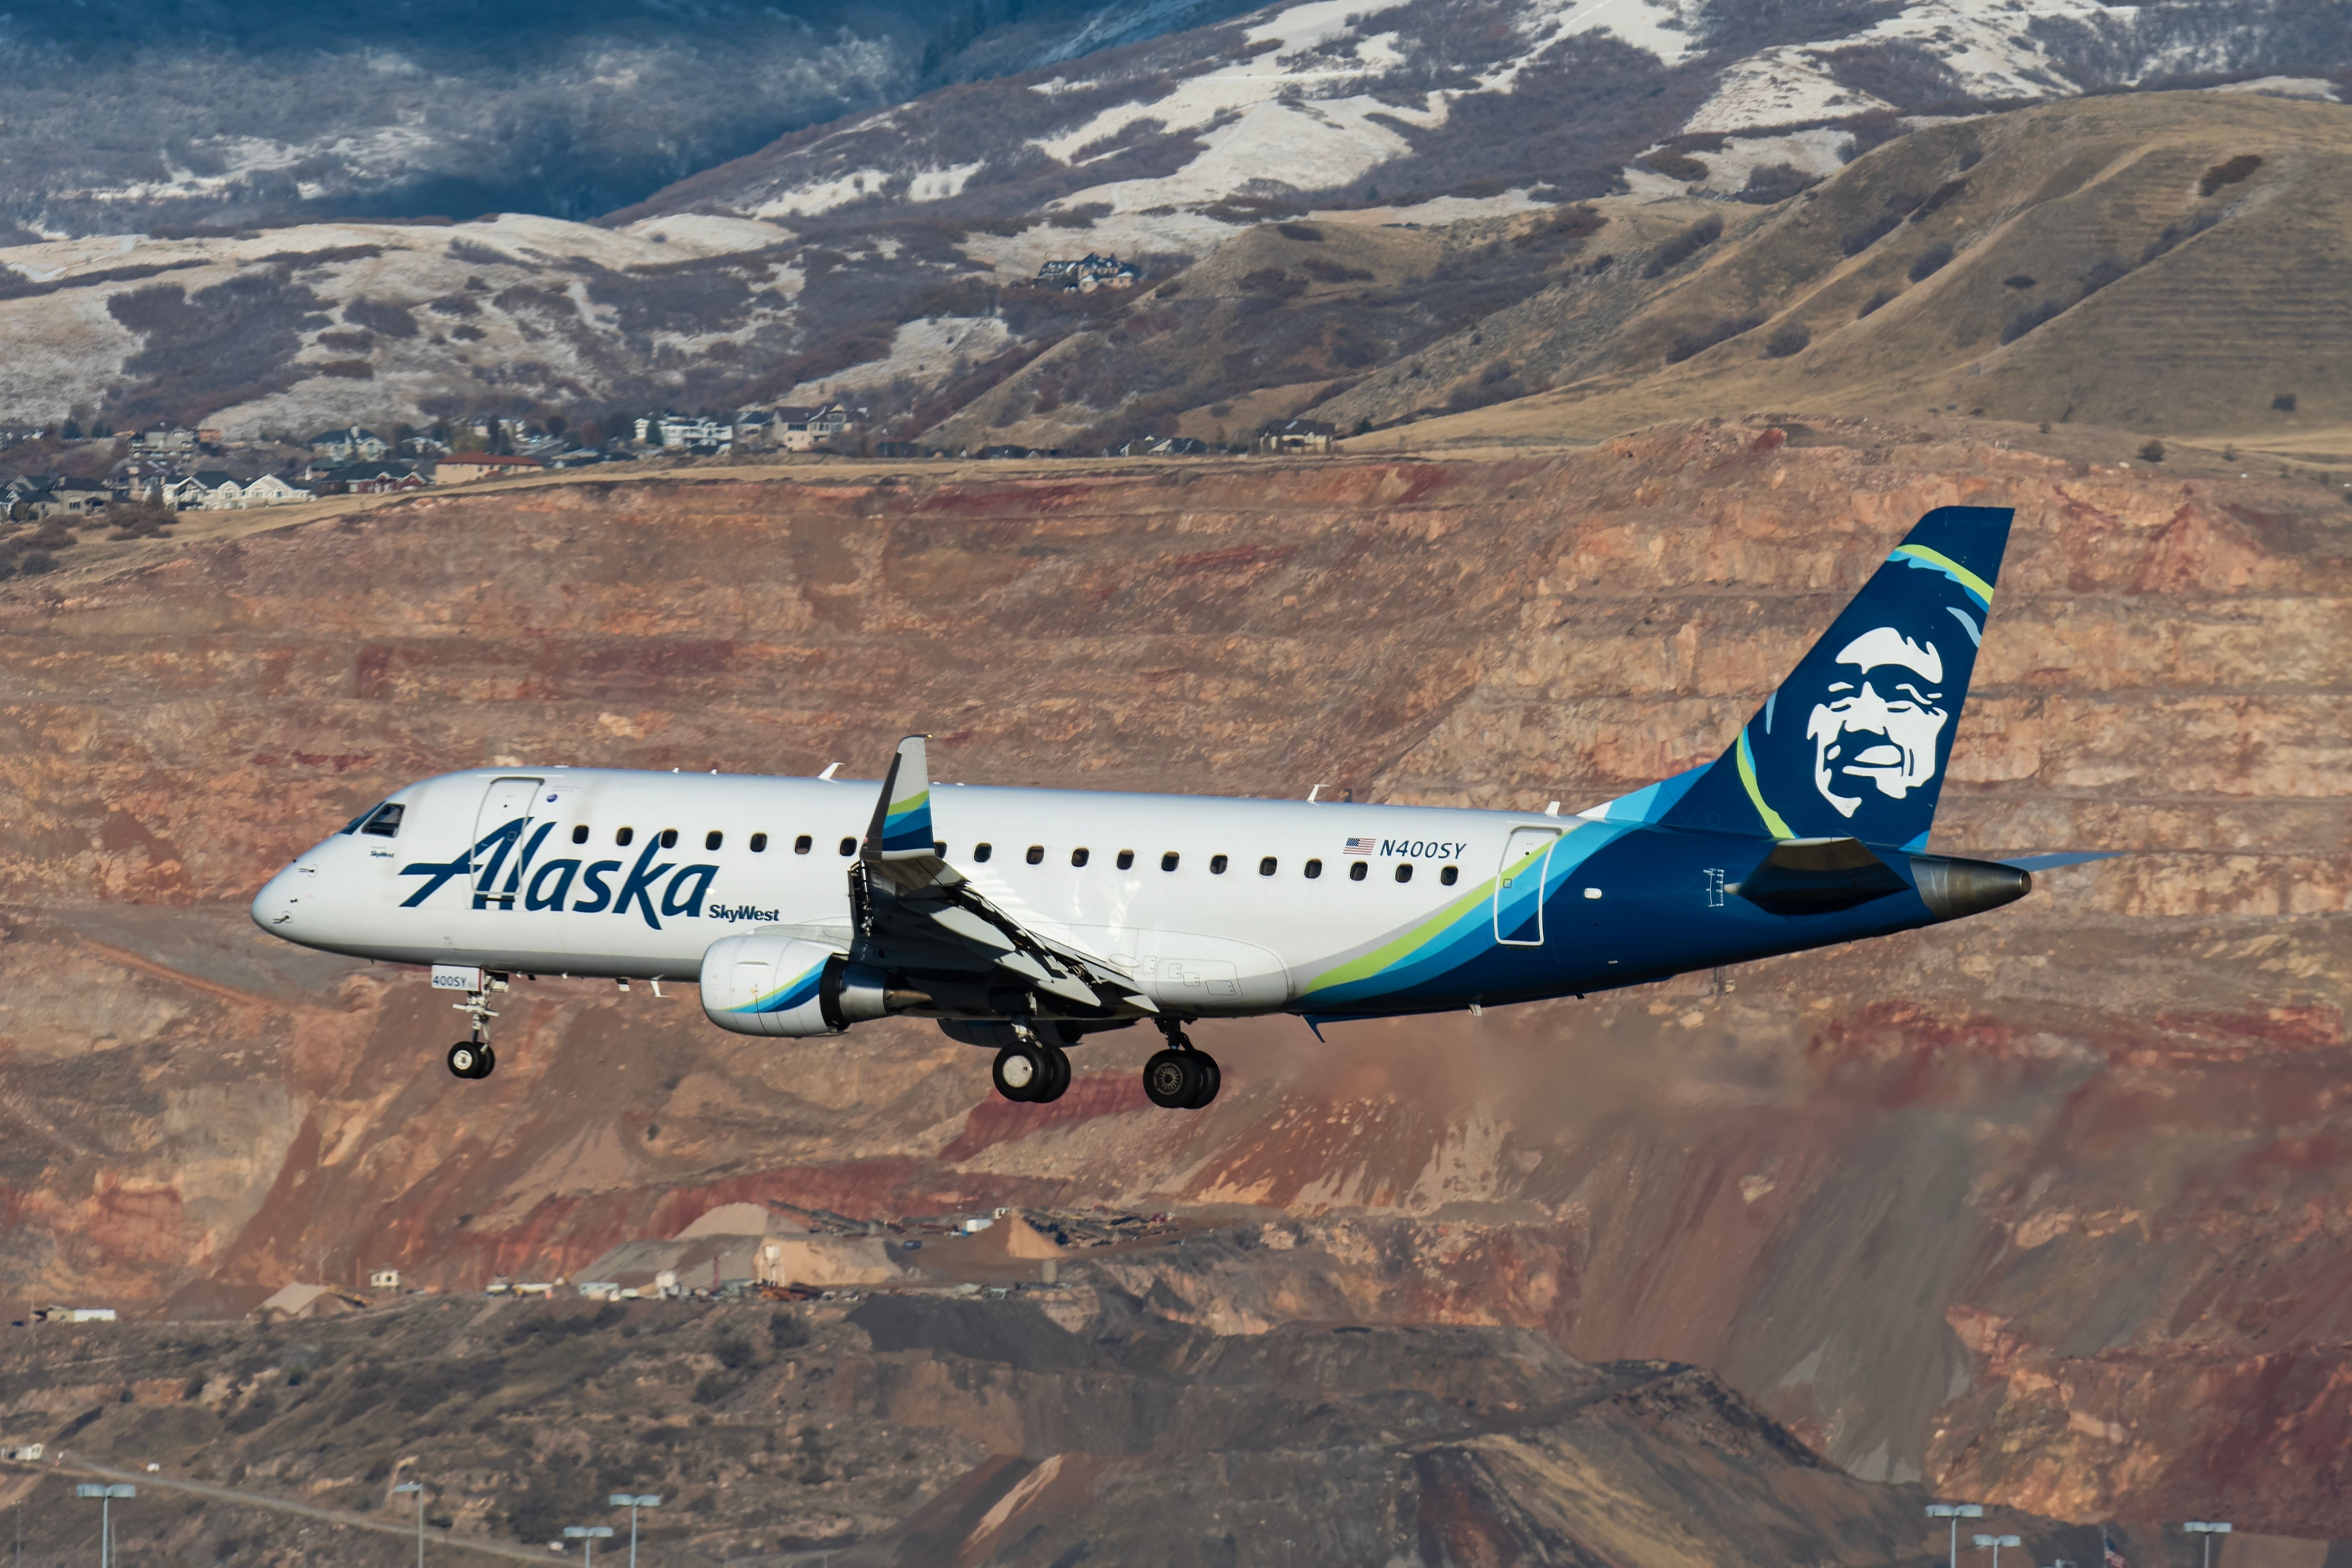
[{"xmin": 0, "ymin": 0, "xmax": 2340, "ymax": 437}]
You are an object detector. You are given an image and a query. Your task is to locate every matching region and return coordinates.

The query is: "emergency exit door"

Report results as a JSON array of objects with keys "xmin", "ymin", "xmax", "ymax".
[{"xmin": 1493, "ymin": 826, "xmax": 1560, "ymax": 946}]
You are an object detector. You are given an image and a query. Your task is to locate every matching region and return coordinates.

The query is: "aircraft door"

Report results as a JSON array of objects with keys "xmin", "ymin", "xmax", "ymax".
[
  {"xmin": 1494, "ymin": 826, "xmax": 1560, "ymax": 947},
  {"xmin": 470, "ymin": 776, "xmax": 544, "ymax": 905}
]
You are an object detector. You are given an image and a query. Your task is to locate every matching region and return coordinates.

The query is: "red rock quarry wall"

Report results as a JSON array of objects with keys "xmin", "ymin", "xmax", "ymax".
[{"xmin": 0, "ymin": 422, "xmax": 2346, "ymax": 1533}]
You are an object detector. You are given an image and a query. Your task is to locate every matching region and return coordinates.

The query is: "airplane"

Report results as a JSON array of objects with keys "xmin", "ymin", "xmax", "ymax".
[{"xmin": 254, "ymin": 504, "xmax": 2083, "ymax": 1111}]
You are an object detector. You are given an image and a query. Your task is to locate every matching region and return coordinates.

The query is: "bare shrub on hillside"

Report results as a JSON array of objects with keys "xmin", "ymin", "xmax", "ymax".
[
  {"xmin": 1907, "ymin": 241, "xmax": 1954, "ymax": 281},
  {"xmin": 1644, "ymin": 214, "xmax": 1723, "ymax": 278},
  {"xmin": 2272, "ymin": 393, "xmax": 2296, "ymax": 411},
  {"xmin": 1818, "ymin": 40, "xmax": 1971, "ymax": 112},
  {"xmin": 1840, "ymin": 212, "xmax": 1903, "ymax": 255},
  {"xmin": 345, "ymin": 298, "xmax": 421, "ymax": 338},
  {"xmin": 1641, "ymin": 152, "xmax": 1708, "ymax": 182},
  {"xmin": 1910, "ymin": 177, "xmax": 1968, "ymax": 219},
  {"xmin": 2200, "ymin": 154, "xmax": 2262, "ymax": 196},
  {"xmin": 2139, "ymin": 439, "xmax": 2166, "ymax": 462},
  {"xmin": 1665, "ymin": 313, "xmax": 1764, "ymax": 363},
  {"xmin": 1763, "ymin": 321, "xmax": 1811, "ymax": 358},
  {"xmin": 1738, "ymin": 163, "xmax": 1818, "ymax": 204},
  {"xmin": 1858, "ymin": 288, "xmax": 1899, "ymax": 317},
  {"xmin": 2000, "ymin": 301, "xmax": 2064, "ymax": 344}
]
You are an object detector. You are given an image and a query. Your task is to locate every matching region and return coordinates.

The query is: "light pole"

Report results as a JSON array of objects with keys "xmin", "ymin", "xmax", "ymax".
[
  {"xmin": 608, "ymin": 1494, "xmax": 660, "ymax": 1568},
  {"xmin": 1929, "ymin": 1503, "xmax": 1986, "ymax": 1568},
  {"xmin": 564, "ymin": 1525, "xmax": 614, "ymax": 1568},
  {"xmin": 393, "ymin": 1481, "xmax": 425, "ymax": 1568},
  {"xmin": 2186, "ymin": 1521, "xmax": 2233, "ymax": 1568},
  {"xmin": 74, "ymin": 1485, "xmax": 133, "ymax": 1568},
  {"xmin": 1975, "ymin": 1532, "xmax": 2023, "ymax": 1568}
]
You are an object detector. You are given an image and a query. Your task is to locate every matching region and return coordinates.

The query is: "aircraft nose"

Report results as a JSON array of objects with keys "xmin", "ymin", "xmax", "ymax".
[{"xmin": 250, "ymin": 866, "xmax": 304, "ymax": 936}]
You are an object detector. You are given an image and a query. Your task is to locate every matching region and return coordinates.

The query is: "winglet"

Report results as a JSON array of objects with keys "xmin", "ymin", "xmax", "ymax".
[{"xmin": 866, "ymin": 735, "xmax": 935, "ymax": 861}]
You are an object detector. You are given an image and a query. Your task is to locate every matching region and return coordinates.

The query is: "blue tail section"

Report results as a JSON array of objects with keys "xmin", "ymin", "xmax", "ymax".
[{"xmin": 1655, "ymin": 505, "xmax": 2013, "ymax": 852}]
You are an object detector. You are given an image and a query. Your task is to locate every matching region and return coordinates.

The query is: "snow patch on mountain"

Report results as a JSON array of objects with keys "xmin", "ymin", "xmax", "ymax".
[{"xmin": 778, "ymin": 315, "xmax": 1015, "ymax": 402}]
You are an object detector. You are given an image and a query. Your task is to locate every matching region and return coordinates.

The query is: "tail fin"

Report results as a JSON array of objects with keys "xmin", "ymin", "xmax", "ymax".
[{"xmin": 1655, "ymin": 505, "xmax": 2013, "ymax": 851}]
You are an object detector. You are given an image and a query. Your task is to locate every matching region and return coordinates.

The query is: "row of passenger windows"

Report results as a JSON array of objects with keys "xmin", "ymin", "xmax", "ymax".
[
  {"xmin": 346, "ymin": 806, "xmax": 1463, "ymax": 886},
  {"xmin": 550, "ymin": 824, "xmax": 1461, "ymax": 884}
]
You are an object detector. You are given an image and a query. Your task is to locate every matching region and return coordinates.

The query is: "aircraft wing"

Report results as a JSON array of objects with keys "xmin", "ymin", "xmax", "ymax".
[{"xmin": 849, "ymin": 736, "xmax": 1156, "ymax": 1016}]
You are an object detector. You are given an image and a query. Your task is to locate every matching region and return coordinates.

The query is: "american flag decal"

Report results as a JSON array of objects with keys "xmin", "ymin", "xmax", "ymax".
[{"xmin": 1344, "ymin": 837, "xmax": 1378, "ymax": 856}]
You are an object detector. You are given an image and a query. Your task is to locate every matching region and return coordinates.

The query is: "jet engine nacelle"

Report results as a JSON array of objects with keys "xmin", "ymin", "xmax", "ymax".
[{"xmin": 699, "ymin": 934, "xmax": 889, "ymax": 1037}]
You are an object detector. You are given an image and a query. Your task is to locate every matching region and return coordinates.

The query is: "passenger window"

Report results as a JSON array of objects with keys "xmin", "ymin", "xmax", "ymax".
[
  {"xmin": 838, "ymin": 837, "xmax": 855, "ymax": 856},
  {"xmin": 659, "ymin": 828, "xmax": 679, "ymax": 848},
  {"xmin": 616, "ymin": 827, "xmax": 635, "ymax": 847},
  {"xmin": 975, "ymin": 842, "xmax": 993, "ymax": 862},
  {"xmin": 571, "ymin": 824, "xmax": 590, "ymax": 845},
  {"xmin": 1025, "ymin": 845, "xmax": 1044, "ymax": 865},
  {"xmin": 1116, "ymin": 850, "xmax": 1135, "ymax": 870},
  {"xmin": 359, "ymin": 804, "xmax": 404, "ymax": 839},
  {"xmin": 705, "ymin": 830, "xmax": 723, "ymax": 851},
  {"xmin": 1071, "ymin": 848, "xmax": 1090, "ymax": 867},
  {"xmin": 1304, "ymin": 859, "xmax": 1323, "ymax": 879},
  {"xmin": 793, "ymin": 834, "xmax": 812, "ymax": 854},
  {"xmin": 1440, "ymin": 864, "xmax": 1458, "ymax": 885},
  {"xmin": 1161, "ymin": 852, "xmax": 1180, "ymax": 872},
  {"xmin": 750, "ymin": 833, "xmax": 768, "ymax": 853},
  {"xmin": 1395, "ymin": 863, "xmax": 1413, "ymax": 883},
  {"xmin": 1348, "ymin": 861, "xmax": 1368, "ymax": 882},
  {"xmin": 1209, "ymin": 854, "xmax": 1229, "ymax": 874},
  {"xmin": 1259, "ymin": 856, "xmax": 1277, "ymax": 876}
]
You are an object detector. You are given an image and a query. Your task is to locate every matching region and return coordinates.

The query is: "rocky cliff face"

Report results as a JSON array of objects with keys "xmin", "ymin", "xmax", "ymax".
[{"xmin": 0, "ymin": 421, "xmax": 2345, "ymax": 1535}]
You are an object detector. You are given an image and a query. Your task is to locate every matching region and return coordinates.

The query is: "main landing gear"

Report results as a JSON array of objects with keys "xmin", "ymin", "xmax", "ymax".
[
  {"xmin": 446, "ymin": 980, "xmax": 502, "ymax": 1081},
  {"xmin": 1143, "ymin": 1019, "xmax": 1220, "ymax": 1111},
  {"xmin": 992, "ymin": 1031, "xmax": 1072, "ymax": 1104}
]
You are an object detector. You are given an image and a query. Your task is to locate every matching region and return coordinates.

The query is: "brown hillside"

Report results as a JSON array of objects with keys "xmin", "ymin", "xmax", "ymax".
[
  {"xmin": 0, "ymin": 425, "xmax": 2347, "ymax": 1535},
  {"xmin": 1360, "ymin": 92, "xmax": 2352, "ymax": 452}
]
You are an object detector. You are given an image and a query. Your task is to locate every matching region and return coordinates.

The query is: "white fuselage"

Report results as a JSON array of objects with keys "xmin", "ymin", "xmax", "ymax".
[{"xmin": 251, "ymin": 767, "xmax": 1564, "ymax": 1015}]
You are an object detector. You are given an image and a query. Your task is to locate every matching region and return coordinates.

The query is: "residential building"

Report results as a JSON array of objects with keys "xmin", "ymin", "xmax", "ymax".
[
  {"xmin": 772, "ymin": 404, "xmax": 854, "ymax": 452},
  {"xmin": 307, "ymin": 426, "xmax": 389, "ymax": 463},
  {"xmin": 317, "ymin": 461, "xmax": 429, "ymax": 496},
  {"xmin": 163, "ymin": 472, "xmax": 313, "ymax": 509},
  {"xmin": 636, "ymin": 415, "xmax": 731, "ymax": 450},
  {"xmin": 1254, "ymin": 417, "xmax": 1337, "ymax": 455},
  {"xmin": 369, "ymin": 1269, "xmax": 402, "ymax": 1290},
  {"xmin": 1035, "ymin": 253, "xmax": 1143, "ymax": 291},
  {"xmin": 132, "ymin": 424, "xmax": 196, "ymax": 455},
  {"xmin": 435, "ymin": 452, "xmax": 547, "ymax": 484}
]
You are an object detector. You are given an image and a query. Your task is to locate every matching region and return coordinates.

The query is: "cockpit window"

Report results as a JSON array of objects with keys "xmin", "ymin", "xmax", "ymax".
[
  {"xmin": 358, "ymin": 803, "xmax": 405, "ymax": 839},
  {"xmin": 338, "ymin": 803, "xmax": 384, "ymax": 835}
]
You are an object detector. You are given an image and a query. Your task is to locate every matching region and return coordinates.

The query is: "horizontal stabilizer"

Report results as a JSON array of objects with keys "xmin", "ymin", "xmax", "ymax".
[
  {"xmin": 1734, "ymin": 837, "xmax": 1909, "ymax": 915},
  {"xmin": 2000, "ymin": 851, "xmax": 2124, "ymax": 872}
]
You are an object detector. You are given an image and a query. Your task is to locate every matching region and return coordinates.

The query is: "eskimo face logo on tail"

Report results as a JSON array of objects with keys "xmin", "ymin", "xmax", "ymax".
[
  {"xmin": 1805, "ymin": 626, "xmax": 1950, "ymax": 817},
  {"xmin": 399, "ymin": 818, "xmax": 718, "ymax": 930}
]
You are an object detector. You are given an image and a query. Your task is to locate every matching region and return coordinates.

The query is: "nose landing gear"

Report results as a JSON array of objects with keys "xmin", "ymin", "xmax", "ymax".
[
  {"xmin": 447, "ymin": 1040, "xmax": 496, "ymax": 1080},
  {"xmin": 446, "ymin": 980, "xmax": 502, "ymax": 1080},
  {"xmin": 1143, "ymin": 1019, "xmax": 1219, "ymax": 1110}
]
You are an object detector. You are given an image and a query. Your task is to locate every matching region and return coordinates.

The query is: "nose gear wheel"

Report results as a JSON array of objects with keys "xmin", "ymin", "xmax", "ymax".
[{"xmin": 447, "ymin": 1041, "xmax": 496, "ymax": 1080}]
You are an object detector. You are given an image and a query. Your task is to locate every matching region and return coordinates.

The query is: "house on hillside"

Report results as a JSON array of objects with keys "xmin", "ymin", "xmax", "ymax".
[
  {"xmin": 159, "ymin": 472, "xmax": 311, "ymax": 509},
  {"xmin": 435, "ymin": 453, "xmax": 546, "ymax": 484},
  {"xmin": 132, "ymin": 424, "xmax": 196, "ymax": 455},
  {"xmin": 307, "ymin": 426, "xmax": 389, "ymax": 463},
  {"xmin": 251, "ymin": 1283, "xmax": 365, "ymax": 1321},
  {"xmin": 636, "ymin": 415, "xmax": 731, "ymax": 450},
  {"xmin": 1253, "ymin": 418, "xmax": 1336, "ymax": 455},
  {"xmin": 47, "ymin": 478, "xmax": 110, "ymax": 514},
  {"xmin": 317, "ymin": 461, "xmax": 429, "ymax": 496},
  {"xmin": 774, "ymin": 404, "xmax": 856, "ymax": 452},
  {"xmin": 1035, "ymin": 253, "xmax": 1142, "ymax": 292}
]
